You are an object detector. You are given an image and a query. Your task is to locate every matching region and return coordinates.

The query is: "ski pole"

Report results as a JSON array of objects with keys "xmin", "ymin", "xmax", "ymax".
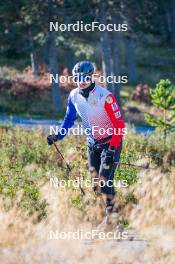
[
  {"xmin": 53, "ymin": 142, "xmax": 85, "ymax": 195},
  {"xmin": 53, "ymin": 142, "xmax": 71, "ymax": 172},
  {"xmin": 114, "ymin": 161, "xmax": 156, "ymax": 169}
]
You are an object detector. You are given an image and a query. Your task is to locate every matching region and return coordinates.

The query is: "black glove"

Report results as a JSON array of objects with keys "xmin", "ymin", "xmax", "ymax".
[
  {"xmin": 47, "ymin": 134, "xmax": 58, "ymax": 145},
  {"xmin": 102, "ymin": 146, "xmax": 116, "ymax": 165}
]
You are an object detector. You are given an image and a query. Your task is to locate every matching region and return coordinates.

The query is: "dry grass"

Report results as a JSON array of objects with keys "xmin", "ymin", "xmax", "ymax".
[
  {"xmin": 0, "ymin": 168, "xmax": 175, "ymax": 263},
  {"xmin": 0, "ymin": 128, "xmax": 175, "ymax": 263}
]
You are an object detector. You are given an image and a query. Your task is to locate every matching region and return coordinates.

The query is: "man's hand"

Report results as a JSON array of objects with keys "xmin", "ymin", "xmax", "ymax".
[
  {"xmin": 102, "ymin": 146, "xmax": 116, "ymax": 166},
  {"xmin": 47, "ymin": 134, "xmax": 58, "ymax": 145}
]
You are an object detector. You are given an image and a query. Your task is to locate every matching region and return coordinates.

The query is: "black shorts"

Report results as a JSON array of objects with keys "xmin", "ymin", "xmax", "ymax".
[{"xmin": 87, "ymin": 141, "xmax": 122, "ymax": 195}]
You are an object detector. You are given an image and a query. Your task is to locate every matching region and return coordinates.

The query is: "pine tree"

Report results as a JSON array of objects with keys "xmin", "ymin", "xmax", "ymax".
[{"xmin": 145, "ymin": 79, "xmax": 175, "ymax": 141}]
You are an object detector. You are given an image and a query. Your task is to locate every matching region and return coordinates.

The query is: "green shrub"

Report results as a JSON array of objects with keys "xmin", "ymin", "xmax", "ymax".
[{"xmin": 145, "ymin": 79, "xmax": 175, "ymax": 141}]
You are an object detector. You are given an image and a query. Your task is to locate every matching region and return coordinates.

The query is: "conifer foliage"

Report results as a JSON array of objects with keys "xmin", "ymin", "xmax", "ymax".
[{"xmin": 145, "ymin": 79, "xmax": 175, "ymax": 140}]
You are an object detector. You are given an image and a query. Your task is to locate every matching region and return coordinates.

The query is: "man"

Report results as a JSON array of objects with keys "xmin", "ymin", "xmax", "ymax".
[{"xmin": 47, "ymin": 61, "xmax": 125, "ymax": 223}]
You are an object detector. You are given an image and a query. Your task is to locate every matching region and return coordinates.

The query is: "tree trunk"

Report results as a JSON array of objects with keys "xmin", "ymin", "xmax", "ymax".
[
  {"xmin": 160, "ymin": 0, "xmax": 171, "ymax": 42},
  {"xmin": 109, "ymin": 31, "xmax": 121, "ymax": 106},
  {"xmin": 28, "ymin": 29, "xmax": 39, "ymax": 76},
  {"xmin": 63, "ymin": 0, "xmax": 75, "ymax": 72},
  {"xmin": 66, "ymin": 48, "xmax": 75, "ymax": 72},
  {"xmin": 124, "ymin": 36, "xmax": 137, "ymax": 84},
  {"xmin": 48, "ymin": 0, "xmax": 61, "ymax": 112},
  {"xmin": 99, "ymin": 6, "xmax": 113, "ymax": 91},
  {"xmin": 30, "ymin": 51, "xmax": 39, "ymax": 76},
  {"xmin": 49, "ymin": 30, "xmax": 61, "ymax": 112},
  {"xmin": 170, "ymin": 0, "xmax": 175, "ymax": 44}
]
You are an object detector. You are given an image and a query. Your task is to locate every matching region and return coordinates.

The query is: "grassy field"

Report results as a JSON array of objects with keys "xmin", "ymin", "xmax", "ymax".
[
  {"xmin": 0, "ymin": 127, "xmax": 174, "ymax": 222},
  {"xmin": 0, "ymin": 127, "xmax": 175, "ymax": 263}
]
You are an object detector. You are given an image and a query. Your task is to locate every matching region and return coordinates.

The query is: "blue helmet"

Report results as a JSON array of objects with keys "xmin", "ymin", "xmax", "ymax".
[{"xmin": 72, "ymin": 61, "xmax": 94, "ymax": 82}]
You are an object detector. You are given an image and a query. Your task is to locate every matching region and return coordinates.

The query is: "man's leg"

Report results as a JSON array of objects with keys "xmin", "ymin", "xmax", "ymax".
[
  {"xmin": 99, "ymin": 142, "xmax": 122, "ymax": 215},
  {"xmin": 87, "ymin": 145, "xmax": 101, "ymax": 195}
]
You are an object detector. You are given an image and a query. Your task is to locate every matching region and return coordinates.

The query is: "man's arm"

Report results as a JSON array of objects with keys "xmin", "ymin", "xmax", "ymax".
[
  {"xmin": 57, "ymin": 96, "xmax": 78, "ymax": 140},
  {"xmin": 104, "ymin": 94, "xmax": 125, "ymax": 148}
]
